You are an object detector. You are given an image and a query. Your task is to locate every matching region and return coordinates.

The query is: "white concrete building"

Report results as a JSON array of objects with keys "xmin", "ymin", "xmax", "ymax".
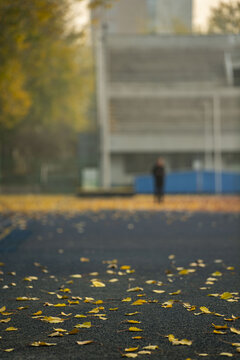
[
  {"xmin": 96, "ymin": 32, "xmax": 240, "ymax": 188},
  {"xmin": 91, "ymin": 1, "xmax": 240, "ymax": 188}
]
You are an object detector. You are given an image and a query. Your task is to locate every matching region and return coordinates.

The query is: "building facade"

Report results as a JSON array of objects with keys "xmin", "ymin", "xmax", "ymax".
[
  {"xmin": 91, "ymin": 0, "xmax": 192, "ymax": 35},
  {"xmin": 96, "ymin": 33, "xmax": 240, "ymax": 188}
]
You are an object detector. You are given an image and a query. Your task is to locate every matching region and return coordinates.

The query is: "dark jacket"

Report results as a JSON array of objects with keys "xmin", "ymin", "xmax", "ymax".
[{"xmin": 152, "ymin": 164, "xmax": 165, "ymax": 187}]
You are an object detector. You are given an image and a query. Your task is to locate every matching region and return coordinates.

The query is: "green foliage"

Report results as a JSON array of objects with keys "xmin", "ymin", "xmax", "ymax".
[{"xmin": 208, "ymin": 1, "xmax": 240, "ymax": 34}]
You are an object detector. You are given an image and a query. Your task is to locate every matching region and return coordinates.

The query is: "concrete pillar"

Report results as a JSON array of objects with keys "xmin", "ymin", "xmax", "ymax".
[
  {"xmin": 96, "ymin": 27, "xmax": 111, "ymax": 188},
  {"xmin": 224, "ymin": 53, "xmax": 234, "ymax": 86}
]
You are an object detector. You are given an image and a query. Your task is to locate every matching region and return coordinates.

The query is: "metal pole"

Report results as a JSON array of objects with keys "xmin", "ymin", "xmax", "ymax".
[
  {"xmin": 213, "ymin": 95, "xmax": 222, "ymax": 193},
  {"xmin": 203, "ymin": 101, "xmax": 212, "ymax": 170},
  {"xmin": 96, "ymin": 26, "xmax": 111, "ymax": 188}
]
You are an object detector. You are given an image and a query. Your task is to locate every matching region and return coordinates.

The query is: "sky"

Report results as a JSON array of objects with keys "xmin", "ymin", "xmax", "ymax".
[
  {"xmin": 70, "ymin": 0, "xmax": 237, "ymax": 32},
  {"xmin": 194, "ymin": 0, "xmax": 235, "ymax": 31}
]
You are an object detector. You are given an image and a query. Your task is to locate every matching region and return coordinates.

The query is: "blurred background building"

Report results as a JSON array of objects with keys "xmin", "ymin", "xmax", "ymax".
[
  {"xmin": 90, "ymin": 0, "xmax": 240, "ymax": 191},
  {"xmin": 91, "ymin": 0, "xmax": 192, "ymax": 34}
]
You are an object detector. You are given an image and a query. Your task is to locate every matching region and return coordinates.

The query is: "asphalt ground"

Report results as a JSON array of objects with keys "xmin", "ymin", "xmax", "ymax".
[{"xmin": 0, "ymin": 210, "xmax": 239, "ymax": 359}]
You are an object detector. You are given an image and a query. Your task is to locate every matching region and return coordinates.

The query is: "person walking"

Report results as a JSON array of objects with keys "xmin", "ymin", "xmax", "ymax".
[{"xmin": 152, "ymin": 157, "xmax": 165, "ymax": 203}]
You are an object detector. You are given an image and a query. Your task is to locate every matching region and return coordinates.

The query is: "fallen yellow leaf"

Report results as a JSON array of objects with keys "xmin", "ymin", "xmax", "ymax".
[
  {"xmin": 16, "ymin": 297, "xmax": 39, "ymax": 301},
  {"xmin": 75, "ymin": 322, "xmax": 91, "ymax": 328},
  {"xmin": 60, "ymin": 288, "xmax": 71, "ymax": 293},
  {"xmin": 127, "ymin": 287, "xmax": 143, "ymax": 292},
  {"xmin": 166, "ymin": 334, "xmax": 192, "ymax": 346},
  {"xmin": 91, "ymin": 280, "xmax": 105, "ymax": 287},
  {"xmin": 176, "ymin": 339, "xmax": 192, "ymax": 346},
  {"xmin": 197, "ymin": 354, "xmax": 208, "ymax": 357},
  {"xmin": 0, "ymin": 306, "xmax": 6, "ymax": 313},
  {"xmin": 23, "ymin": 276, "xmax": 38, "ymax": 281},
  {"xmin": 76, "ymin": 340, "xmax": 93, "ymax": 345},
  {"xmin": 219, "ymin": 353, "xmax": 233, "ymax": 357},
  {"xmin": 41, "ymin": 316, "xmax": 64, "ymax": 323},
  {"xmin": 5, "ymin": 327, "xmax": 18, "ymax": 331},
  {"xmin": 230, "ymin": 327, "xmax": 240, "ymax": 335},
  {"xmin": 88, "ymin": 307, "xmax": 100, "ymax": 314},
  {"xmin": 122, "ymin": 353, "xmax": 138, "ymax": 358},
  {"xmin": 17, "ymin": 306, "xmax": 28, "ymax": 310},
  {"xmin": 213, "ymin": 312, "xmax": 225, "ymax": 317},
  {"xmin": 125, "ymin": 347, "xmax": 139, "ymax": 352},
  {"xmin": 212, "ymin": 324, "xmax": 228, "ymax": 329},
  {"xmin": 212, "ymin": 271, "xmax": 222, "ymax": 277},
  {"xmin": 0, "ymin": 318, "xmax": 11, "ymax": 323},
  {"xmin": 220, "ymin": 292, "xmax": 233, "ymax": 300},
  {"xmin": 125, "ymin": 312, "xmax": 140, "ymax": 316},
  {"xmin": 120, "ymin": 265, "xmax": 131, "ymax": 270},
  {"xmin": 68, "ymin": 300, "xmax": 79, "ymax": 305},
  {"xmin": 48, "ymin": 331, "xmax": 64, "ymax": 337},
  {"xmin": 0, "ymin": 310, "xmax": 11, "ymax": 316},
  {"xmin": 93, "ymin": 300, "xmax": 103, "ymax": 304},
  {"xmin": 61, "ymin": 312, "xmax": 72, "ymax": 316},
  {"xmin": 169, "ymin": 290, "xmax": 181, "ymax": 295},
  {"xmin": 162, "ymin": 300, "xmax": 174, "ymax": 308},
  {"xmin": 143, "ymin": 345, "xmax": 159, "ymax": 350},
  {"xmin": 179, "ymin": 269, "xmax": 190, "ymax": 275},
  {"xmin": 33, "ymin": 311, "xmax": 42, "ymax": 316},
  {"xmin": 30, "ymin": 341, "xmax": 57, "ymax": 347},
  {"xmin": 127, "ymin": 320, "xmax": 141, "ymax": 324},
  {"xmin": 3, "ymin": 349, "xmax": 14, "ymax": 352},
  {"xmin": 200, "ymin": 306, "xmax": 211, "ymax": 314},
  {"xmin": 128, "ymin": 327, "xmax": 143, "ymax": 332},
  {"xmin": 131, "ymin": 299, "xmax": 147, "ymax": 306}
]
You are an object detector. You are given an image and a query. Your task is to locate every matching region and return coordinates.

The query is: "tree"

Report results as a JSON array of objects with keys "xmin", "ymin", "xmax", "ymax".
[
  {"xmin": 0, "ymin": 0, "xmax": 94, "ymax": 186},
  {"xmin": 208, "ymin": 1, "xmax": 240, "ymax": 34}
]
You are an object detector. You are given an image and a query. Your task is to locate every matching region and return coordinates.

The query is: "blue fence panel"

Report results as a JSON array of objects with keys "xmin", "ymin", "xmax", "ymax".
[
  {"xmin": 134, "ymin": 171, "xmax": 240, "ymax": 194},
  {"xmin": 165, "ymin": 171, "xmax": 197, "ymax": 193},
  {"xmin": 134, "ymin": 175, "xmax": 154, "ymax": 194},
  {"xmin": 202, "ymin": 171, "xmax": 215, "ymax": 193},
  {"xmin": 221, "ymin": 172, "xmax": 240, "ymax": 193}
]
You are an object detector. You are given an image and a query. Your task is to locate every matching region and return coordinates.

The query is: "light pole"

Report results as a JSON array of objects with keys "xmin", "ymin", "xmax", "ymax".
[
  {"xmin": 213, "ymin": 94, "xmax": 222, "ymax": 194},
  {"xmin": 203, "ymin": 101, "xmax": 212, "ymax": 170}
]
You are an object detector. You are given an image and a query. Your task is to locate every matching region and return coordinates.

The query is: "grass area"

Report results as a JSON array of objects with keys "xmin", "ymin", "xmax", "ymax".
[{"xmin": 0, "ymin": 194, "xmax": 239, "ymax": 214}]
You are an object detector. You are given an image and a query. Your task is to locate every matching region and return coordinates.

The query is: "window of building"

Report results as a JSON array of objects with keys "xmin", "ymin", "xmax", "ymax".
[{"xmin": 233, "ymin": 67, "xmax": 240, "ymax": 87}]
